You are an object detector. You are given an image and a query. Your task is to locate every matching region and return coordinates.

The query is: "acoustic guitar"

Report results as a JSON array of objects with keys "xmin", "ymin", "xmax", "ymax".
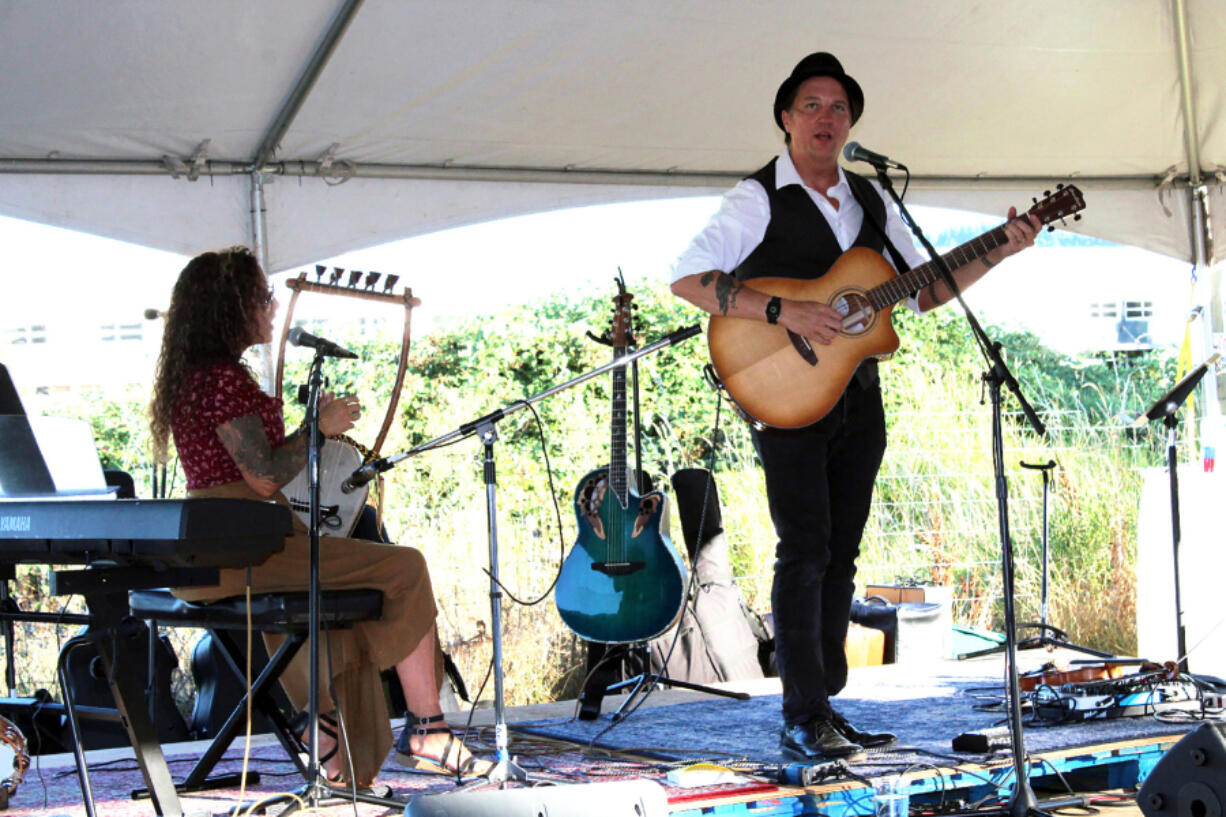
[
  {"xmin": 554, "ymin": 277, "xmax": 688, "ymax": 644},
  {"xmin": 708, "ymin": 185, "xmax": 1086, "ymax": 429}
]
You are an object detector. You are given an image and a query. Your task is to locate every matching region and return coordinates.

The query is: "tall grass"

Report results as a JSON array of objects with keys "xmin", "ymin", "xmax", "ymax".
[{"xmin": 3, "ymin": 295, "xmax": 1172, "ymax": 713}]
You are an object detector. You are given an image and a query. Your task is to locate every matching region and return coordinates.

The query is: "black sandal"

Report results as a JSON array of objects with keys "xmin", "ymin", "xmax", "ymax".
[
  {"xmin": 294, "ymin": 711, "xmax": 341, "ymax": 771},
  {"xmin": 393, "ymin": 713, "xmax": 486, "ymax": 778}
]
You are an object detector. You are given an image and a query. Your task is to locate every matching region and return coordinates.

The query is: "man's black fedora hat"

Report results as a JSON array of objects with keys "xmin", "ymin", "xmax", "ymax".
[{"xmin": 773, "ymin": 52, "xmax": 864, "ymax": 130}]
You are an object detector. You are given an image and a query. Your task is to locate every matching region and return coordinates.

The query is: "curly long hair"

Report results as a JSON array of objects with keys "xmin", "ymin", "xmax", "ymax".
[{"xmin": 149, "ymin": 247, "xmax": 269, "ymax": 463}]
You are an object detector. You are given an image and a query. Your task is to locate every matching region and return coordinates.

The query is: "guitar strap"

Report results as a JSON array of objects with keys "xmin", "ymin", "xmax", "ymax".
[{"xmin": 844, "ymin": 172, "xmax": 913, "ymax": 275}]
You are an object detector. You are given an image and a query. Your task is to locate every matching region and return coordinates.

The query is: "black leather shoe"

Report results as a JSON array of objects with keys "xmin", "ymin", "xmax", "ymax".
[
  {"xmin": 780, "ymin": 717, "xmax": 865, "ymax": 761},
  {"xmin": 831, "ymin": 710, "xmax": 896, "ymax": 748}
]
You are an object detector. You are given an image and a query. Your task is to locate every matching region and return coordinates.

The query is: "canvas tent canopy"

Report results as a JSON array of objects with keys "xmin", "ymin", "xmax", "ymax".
[{"xmin": 0, "ymin": 0, "xmax": 1222, "ymax": 274}]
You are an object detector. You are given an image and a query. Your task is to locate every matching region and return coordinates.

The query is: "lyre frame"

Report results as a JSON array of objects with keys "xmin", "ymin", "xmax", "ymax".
[{"xmin": 273, "ymin": 273, "xmax": 421, "ymax": 524}]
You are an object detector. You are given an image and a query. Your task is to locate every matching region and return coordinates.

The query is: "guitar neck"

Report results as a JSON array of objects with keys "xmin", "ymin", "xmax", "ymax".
[
  {"xmin": 610, "ymin": 349, "xmax": 628, "ymax": 505},
  {"xmin": 868, "ymin": 223, "xmax": 1012, "ymax": 310}
]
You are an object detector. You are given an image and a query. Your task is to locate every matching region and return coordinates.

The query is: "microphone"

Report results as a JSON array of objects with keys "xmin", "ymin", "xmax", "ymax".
[
  {"xmin": 842, "ymin": 141, "xmax": 905, "ymax": 169},
  {"xmin": 341, "ymin": 457, "xmax": 392, "ymax": 494},
  {"xmin": 287, "ymin": 326, "xmax": 358, "ymax": 359},
  {"xmin": 144, "ymin": 308, "xmax": 166, "ymax": 320},
  {"xmin": 667, "ymin": 324, "xmax": 702, "ymax": 346}
]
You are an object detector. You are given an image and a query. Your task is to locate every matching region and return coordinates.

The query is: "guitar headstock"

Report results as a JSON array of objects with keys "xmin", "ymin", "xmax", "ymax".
[
  {"xmin": 609, "ymin": 270, "xmax": 635, "ymax": 350},
  {"xmin": 1028, "ymin": 184, "xmax": 1086, "ymax": 232}
]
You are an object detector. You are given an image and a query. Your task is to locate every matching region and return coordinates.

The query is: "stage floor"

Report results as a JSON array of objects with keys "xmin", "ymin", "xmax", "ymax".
[{"xmin": 3, "ymin": 650, "xmax": 1206, "ymax": 816}]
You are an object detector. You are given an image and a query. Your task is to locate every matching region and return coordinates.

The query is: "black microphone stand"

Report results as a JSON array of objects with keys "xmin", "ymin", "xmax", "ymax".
[
  {"xmin": 350, "ymin": 325, "xmax": 700, "ymax": 785},
  {"xmin": 278, "ymin": 353, "xmax": 404, "ymax": 813},
  {"xmin": 959, "ymin": 459, "xmax": 1114, "ymax": 661},
  {"xmin": 871, "ymin": 162, "xmax": 1063, "ymax": 817},
  {"xmin": 1142, "ymin": 354, "xmax": 1219, "ymax": 674}
]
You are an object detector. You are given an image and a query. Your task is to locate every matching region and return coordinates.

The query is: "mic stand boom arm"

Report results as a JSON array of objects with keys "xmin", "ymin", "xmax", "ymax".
[
  {"xmin": 346, "ymin": 323, "xmax": 700, "ymax": 783},
  {"xmin": 366, "ymin": 324, "xmax": 701, "ymax": 467},
  {"xmin": 871, "ymin": 166, "xmax": 1046, "ymax": 438},
  {"xmin": 873, "ymin": 166, "xmax": 1051, "ymax": 817}
]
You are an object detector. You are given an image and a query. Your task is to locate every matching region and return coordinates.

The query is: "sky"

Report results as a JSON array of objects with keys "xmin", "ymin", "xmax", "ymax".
[{"xmin": 1, "ymin": 197, "xmax": 1194, "ymax": 362}]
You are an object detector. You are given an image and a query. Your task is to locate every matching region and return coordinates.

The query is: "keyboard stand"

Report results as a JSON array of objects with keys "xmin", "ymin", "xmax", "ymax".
[{"xmin": 53, "ymin": 566, "xmax": 218, "ymax": 817}]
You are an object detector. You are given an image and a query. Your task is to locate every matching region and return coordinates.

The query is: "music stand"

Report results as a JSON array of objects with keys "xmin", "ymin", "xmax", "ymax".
[
  {"xmin": 1143, "ymin": 353, "xmax": 1219, "ymax": 675},
  {"xmin": 0, "ymin": 363, "xmax": 57, "ymax": 498}
]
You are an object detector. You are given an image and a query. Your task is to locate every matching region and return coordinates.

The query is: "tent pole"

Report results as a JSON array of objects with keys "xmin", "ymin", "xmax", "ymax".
[
  {"xmin": 1172, "ymin": 0, "xmax": 1221, "ymax": 427},
  {"xmin": 251, "ymin": 172, "xmax": 269, "ymax": 269},
  {"xmin": 1172, "ymin": 0, "xmax": 1203, "ymax": 192},
  {"xmin": 1172, "ymin": 0, "xmax": 1213, "ymax": 265},
  {"xmin": 250, "ymin": 0, "xmax": 364, "ymax": 171},
  {"xmin": 250, "ymin": 172, "xmax": 276, "ymax": 390}
]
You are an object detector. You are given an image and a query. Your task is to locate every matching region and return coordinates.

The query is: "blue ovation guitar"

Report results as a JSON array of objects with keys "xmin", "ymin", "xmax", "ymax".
[{"xmin": 554, "ymin": 277, "xmax": 688, "ymax": 644}]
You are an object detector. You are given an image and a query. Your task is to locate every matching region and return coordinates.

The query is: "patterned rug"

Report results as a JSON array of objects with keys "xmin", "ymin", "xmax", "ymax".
[
  {"xmin": 513, "ymin": 660, "xmax": 1202, "ymax": 774},
  {"xmin": 5, "ymin": 660, "xmax": 1210, "ymax": 815},
  {"xmin": 4, "ymin": 730, "xmax": 758, "ymax": 816}
]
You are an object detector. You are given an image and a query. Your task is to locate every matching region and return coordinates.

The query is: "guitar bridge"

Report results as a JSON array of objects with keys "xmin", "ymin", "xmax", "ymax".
[
  {"xmin": 591, "ymin": 561, "xmax": 645, "ymax": 577},
  {"xmin": 288, "ymin": 499, "xmax": 340, "ymax": 517},
  {"xmin": 787, "ymin": 329, "xmax": 818, "ymax": 366}
]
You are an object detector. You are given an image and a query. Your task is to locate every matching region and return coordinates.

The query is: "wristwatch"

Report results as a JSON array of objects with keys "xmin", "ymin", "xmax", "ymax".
[{"xmin": 765, "ymin": 296, "xmax": 782, "ymax": 325}]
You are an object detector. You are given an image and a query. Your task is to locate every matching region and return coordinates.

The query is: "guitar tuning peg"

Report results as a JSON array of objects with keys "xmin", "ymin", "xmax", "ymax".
[
  {"xmin": 1032, "ymin": 197, "xmax": 1039, "ymax": 205},
  {"xmin": 1043, "ymin": 189, "xmax": 1051, "ymax": 197},
  {"xmin": 1047, "ymin": 225, "xmax": 1055, "ymax": 232},
  {"xmin": 1056, "ymin": 183, "xmax": 1064, "ymax": 190},
  {"xmin": 1073, "ymin": 214, "xmax": 1082, "ymax": 221}
]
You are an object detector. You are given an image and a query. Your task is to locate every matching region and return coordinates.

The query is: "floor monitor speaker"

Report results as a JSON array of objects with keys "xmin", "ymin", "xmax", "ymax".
[
  {"xmin": 1138, "ymin": 722, "xmax": 1226, "ymax": 817},
  {"xmin": 405, "ymin": 779, "xmax": 668, "ymax": 817}
]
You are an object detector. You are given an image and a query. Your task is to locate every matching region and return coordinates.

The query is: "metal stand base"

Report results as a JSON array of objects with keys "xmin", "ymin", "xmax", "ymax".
[
  {"xmin": 262, "ymin": 778, "xmax": 408, "ymax": 815},
  {"xmin": 606, "ymin": 671, "xmax": 750, "ymax": 721},
  {"xmin": 960, "ymin": 623, "xmax": 1115, "ymax": 661}
]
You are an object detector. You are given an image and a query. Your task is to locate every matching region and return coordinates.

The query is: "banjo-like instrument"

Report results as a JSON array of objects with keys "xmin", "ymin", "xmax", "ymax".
[
  {"xmin": 282, "ymin": 435, "xmax": 373, "ymax": 536},
  {"xmin": 274, "ymin": 268, "xmax": 421, "ymax": 536}
]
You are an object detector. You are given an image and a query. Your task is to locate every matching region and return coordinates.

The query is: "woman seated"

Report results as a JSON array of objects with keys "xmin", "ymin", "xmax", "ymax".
[{"xmin": 148, "ymin": 246, "xmax": 484, "ymax": 787}]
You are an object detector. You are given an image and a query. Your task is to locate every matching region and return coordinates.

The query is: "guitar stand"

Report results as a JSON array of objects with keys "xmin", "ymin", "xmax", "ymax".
[
  {"xmin": 959, "ymin": 460, "xmax": 1113, "ymax": 661},
  {"xmin": 577, "ymin": 308, "xmax": 749, "ymax": 721},
  {"xmin": 602, "ymin": 642, "xmax": 750, "ymax": 722}
]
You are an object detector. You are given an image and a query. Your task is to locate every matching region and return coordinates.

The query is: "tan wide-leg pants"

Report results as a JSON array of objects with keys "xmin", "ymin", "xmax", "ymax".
[{"xmin": 172, "ymin": 480, "xmax": 441, "ymax": 787}]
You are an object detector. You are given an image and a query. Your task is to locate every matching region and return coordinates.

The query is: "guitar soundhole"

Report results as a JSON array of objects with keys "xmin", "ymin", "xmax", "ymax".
[
  {"xmin": 576, "ymin": 475, "xmax": 607, "ymax": 540},
  {"xmin": 834, "ymin": 291, "xmax": 874, "ymax": 335}
]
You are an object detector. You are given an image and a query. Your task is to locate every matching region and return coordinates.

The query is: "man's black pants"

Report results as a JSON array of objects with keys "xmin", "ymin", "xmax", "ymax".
[{"xmin": 751, "ymin": 375, "xmax": 886, "ymax": 728}]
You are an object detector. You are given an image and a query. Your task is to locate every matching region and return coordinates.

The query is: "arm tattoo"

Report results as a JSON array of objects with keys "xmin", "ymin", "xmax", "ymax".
[
  {"xmin": 713, "ymin": 274, "xmax": 743, "ymax": 315},
  {"xmin": 217, "ymin": 414, "xmax": 307, "ymax": 487}
]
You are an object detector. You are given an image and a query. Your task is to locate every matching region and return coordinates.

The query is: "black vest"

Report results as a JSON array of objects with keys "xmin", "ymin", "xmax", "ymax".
[{"xmin": 732, "ymin": 158, "xmax": 886, "ymax": 283}]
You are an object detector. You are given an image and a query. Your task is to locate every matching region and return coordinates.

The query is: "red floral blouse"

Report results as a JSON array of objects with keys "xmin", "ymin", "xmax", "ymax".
[{"xmin": 172, "ymin": 362, "xmax": 285, "ymax": 490}]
